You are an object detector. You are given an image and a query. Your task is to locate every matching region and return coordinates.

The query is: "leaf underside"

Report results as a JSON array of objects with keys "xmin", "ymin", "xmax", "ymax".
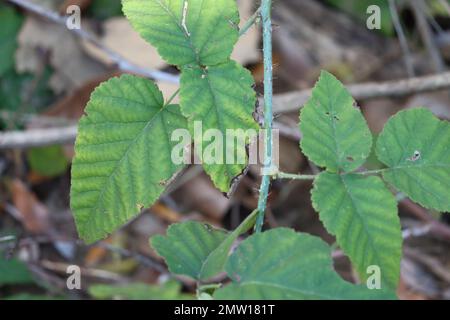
[
  {"xmin": 214, "ymin": 229, "xmax": 397, "ymax": 300},
  {"xmin": 70, "ymin": 75, "xmax": 187, "ymax": 243},
  {"xmin": 300, "ymin": 71, "xmax": 372, "ymax": 173},
  {"xmin": 312, "ymin": 172, "xmax": 402, "ymax": 290},
  {"xmin": 376, "ymin": 108, "xmax": 450, "ymax": 212}
]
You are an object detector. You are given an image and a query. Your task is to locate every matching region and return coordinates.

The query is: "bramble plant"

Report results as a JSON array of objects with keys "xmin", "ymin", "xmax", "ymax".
[{"xmin": 70, "ymin": 0, "xmax": 450, "ymax": 299}]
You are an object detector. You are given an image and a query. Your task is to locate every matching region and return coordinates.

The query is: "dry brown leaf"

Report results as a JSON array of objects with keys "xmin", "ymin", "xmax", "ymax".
[
  {"xmin": 42, "ymin": 71, "xmax": 121, "ymax": 120},
  {"xmin": 150, "ymin": 203, "xmax": 183, "ymax": 224},
  {"xmin": 172, "ymin": 172, "xmax": 230, "ymax": 220},
  {"xmin": 16, "ymin": 16, "xmax": 106, "ymax": 93},
  {"xmin": 82, "ymin": 17, "xmax": 166, "ymax": 71},
  {"xmin": 9, "ymin": 179, "xmax": 50, "ymax": 234}
]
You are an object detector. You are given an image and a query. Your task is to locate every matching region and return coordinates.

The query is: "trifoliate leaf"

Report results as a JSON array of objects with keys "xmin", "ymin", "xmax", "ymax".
[
  {"xmin": 311, "ymin": 172, "xmax": 402, "ymax": 290},
  {"xmin": 180, "ymin": 61, "xmax": 258, "ymax": 192},
  {"xmin": 122, "ymin": 0, "xmax": 240, "ymax": 66},
  {"xmin": 376, "ymin": 108, "xmax": 450, "ymax": 212},
  {"xmin": 151, "ymin": 210, "xmax": 257, "ymax": 280},
  {"xmin": 214, "ymin": 228, "xmax": 397, "ymax": 299},
  {"xmin": 0, "ymin": 4, "xmax": 23, "ymax": 75},
  {"xmin": 70, "ymin": 75, "xmax": 187, "ymax": 243},
  {"xmin": 300, "ymin": 71, "xmax": 372, "ymax": 173}
]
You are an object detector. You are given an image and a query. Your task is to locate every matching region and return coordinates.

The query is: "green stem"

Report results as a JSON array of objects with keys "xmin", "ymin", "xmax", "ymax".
[
  {"xmin": 255, "ymin": 0, "xmax": 273, "ymax": 233},
  {"xmin": 276, "ymin": 172, "xmax": 316, "ymax": 180},
  {"xmin": 354, "ymin": 169, "xmax": 387, "ymax": 175},
  {"xmin": 164, "ymin": 88, "xmax": 180, "ymax": 106},
  {"xmin": 239, "ymin": 7, "xmax": 261, "ymax": 37}
]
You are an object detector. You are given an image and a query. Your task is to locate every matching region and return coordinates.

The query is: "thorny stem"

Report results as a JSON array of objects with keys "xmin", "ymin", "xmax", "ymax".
[
  {"xmin": 239, "ymin": 7, "xmax": 261, "ymax": 37},
  {"xmin": 255, "ymin": 0, "xmax": 274, "ymax": 233},
  {"xmin": 276, "ymin": 172, "xmax": 316, "ymax": 180},
  {"xmin": 354, "ymin": 169, "xmax": 387, "ymax": 175}
]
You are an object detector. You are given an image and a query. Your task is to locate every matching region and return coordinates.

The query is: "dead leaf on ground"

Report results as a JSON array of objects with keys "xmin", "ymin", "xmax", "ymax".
[
  {"xmin": 42, "ymin": 71, "xmax": 121, "ymax": 120},
  {"xmin": 8, "ymin": 179, "xmax": 51, "ymax": 234},
  {"xmin": 16, "ymin": 16, "xmax": 107, "ymax": 93},
  {"xmin": 82, "ymin": 17, "xmax": 166, "ymax": 71},
  {"xmin": 171, "ymin": 171, "xmax": 230, "ymax": 221}
]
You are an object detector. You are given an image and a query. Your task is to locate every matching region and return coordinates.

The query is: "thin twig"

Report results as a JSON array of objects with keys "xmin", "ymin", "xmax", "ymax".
[
  {"xmin": 4, "ymin": 70, "xmax": 450, "ymax": 149},
  {"xmin": 410, "ymin": 0, "xmax": 445, "ymax": 72},
  {"xmin": 255, "ymin": 0, "xmax": 274, "ymax": 233},
  {"xmin": 239, "ymin": 7, "xmax": 261, "ymax": 37},
  {"xmin": 0, "ymin": 125, "xmax": 77, "ymax": 149},
  {"xmin": 272, "ymin": 70, "xmax": 450, "ymax": 113},
  {"xmin": 276, "ymin": 172, "xmax": 316, "ymax": 180},
  {"xmin": 7, "ymin": 0, "xmax": 180, "ymax": 84},
  {"xmin": 389, "ymin": 0, "xmax": 415, "ymax": 77}
]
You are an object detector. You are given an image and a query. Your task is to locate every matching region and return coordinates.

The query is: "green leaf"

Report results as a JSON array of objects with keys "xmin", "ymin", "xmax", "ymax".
[
  {"xmin": 89, "ymin": 0, "xmax": 123, "ymax": 20},
  {"xmin": 376, "ymin": 108, "xmax": 450, "ymax": 212},
  {"xmin": 180, "ymin": 61, "xmax": 257, "ymax": 191},
  {"xmin": 89, "ymin": 280, "xmax": 193, "ymax": 300},
  {"xmin": 311, "ymin": 172, "xmax": 402, "ymax": 290},
  {"xmin": 300, "ymin": 70, "xmax": 372, "ymax": 173},
  {"xmin": 122, "ymin": 0, "xmax": 240, "ymax": 66},
  {"xmin": 151, "ymin": 210, "xmax": 257, "ymax": 280},
  {"xmin": 27, "ymin": 146, "xmax": 69, "ymax": 177},
  {"xmin": 0, "ymin": 4, "xmax": 23, "ymax": 75},
  {"xmin": 0, "ymin": 256, "xmax": 34, "ymax": 286},
  {"xmin": 214, "ymin": 228, "xmax": 397, "ymax": 300},
  {"xmin": 70, "ymin": 75, "xmax": 187, "ymax": 243}
]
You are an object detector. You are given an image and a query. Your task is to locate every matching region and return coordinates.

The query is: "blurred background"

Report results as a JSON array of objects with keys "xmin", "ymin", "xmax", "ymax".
[{"xmin": 0, "ymin": 0, "xmax": 449, "ymax": 300}]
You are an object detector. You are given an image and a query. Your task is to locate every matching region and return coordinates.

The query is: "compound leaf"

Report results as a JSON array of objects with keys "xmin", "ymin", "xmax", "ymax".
[
  {"xmin": 311, "ymin": 172, "xmax": 402, "ymax": 290},
  {"xmin": 300, "ymin": 71, "xmax": 372, "ymax": 173},
  {"xmin": 122, "ymin": 0, "xmax": 239, "ymax": 66},
  {"xmin": 70, "ymin": 75, "xmax": 187, "ymax": 243},
  {"xmin": 376, "ymin": 108, "xmax": 450, "ymax": 212},
  {"xmin": 214, "ymin": 228, "xmax": 397, "ymax": 299},
  {"xmin": 151, "ymin": 210, "xmax": 257, "ymax": 280},
  {"xmin": 180, "ymin": 60, "xmax": 258, "ymax": 192}
]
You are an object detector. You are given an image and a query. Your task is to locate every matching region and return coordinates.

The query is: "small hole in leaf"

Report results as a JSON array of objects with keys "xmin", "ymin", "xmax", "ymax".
[
  {"xmin": 408, "ymin": 150, "xmax": 421, "ymax": 161},
  {"xmin": 333, "ymin": 115, "xmax": 340, "ymax": 121}
]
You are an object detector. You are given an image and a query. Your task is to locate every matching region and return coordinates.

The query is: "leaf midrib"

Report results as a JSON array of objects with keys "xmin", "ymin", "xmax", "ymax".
[
  {"xmin": 80, "ymin": 105, "xmax": 167, "ymax": 230},
  {"xmin": 339, "ymin": 175, "xmax": 386, "ymax": 282}
]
